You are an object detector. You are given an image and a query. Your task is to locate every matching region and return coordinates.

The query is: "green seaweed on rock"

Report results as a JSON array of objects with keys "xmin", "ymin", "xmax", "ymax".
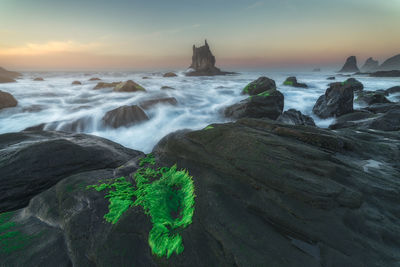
[{"xmin": 284, "ymin": 81, "xmax": 293, "ymax": 86}]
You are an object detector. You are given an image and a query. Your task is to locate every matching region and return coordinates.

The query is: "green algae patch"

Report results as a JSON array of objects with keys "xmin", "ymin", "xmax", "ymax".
[
  {"xmin": 0, "ymin": 212, "xmax": 36, "ymax": 254},
  {"xmin": 87, "ymin": 153, "xmax": 196, "ymax": 259},
  {"xmin": 257, "ymin": 91, "xmax": 270, "ymax": 97},
  {"xmin": 284, "ymin": 81, "xmax": 293, "ymax": 86},
  {"xmin": 87, "ymin": 177, "xmax": 135, "ymax": 224},
  {"xmin": 203, "ymin": 125, "xmax": 214, "ymax": 130}
]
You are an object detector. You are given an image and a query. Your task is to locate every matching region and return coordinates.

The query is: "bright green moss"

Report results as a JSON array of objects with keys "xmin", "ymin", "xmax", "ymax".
[
  {"xmin": 0, "ymin": 212, "xmax": 35, "ymax": 254},
  {"xmin": 242, "ymin": 82, "xmax": 256, "ymax": 94},
  {"xmin": 284, "ymin": 81, "xmax": 293, "ymax": 86},
  {"xmin": 257, "ymin": 91, "xmax": 270, "ymax": 97},
  {"xmin": 87, "ymin": 154, "xmax": 196, "ymax": 259},
  {"xmin": 203, "ymin": 125, "xmax": 214, "ymax": 130}
]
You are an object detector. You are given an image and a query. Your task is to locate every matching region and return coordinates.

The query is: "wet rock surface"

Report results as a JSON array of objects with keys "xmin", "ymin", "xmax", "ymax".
[
  {"xmin": 102, "ymin": 105, "xmax": 149, "ymax": 128},
  {"xmin": 277, "ymin": 109, "xmax": 315, "ymax": 126},
  {"xmin": 0, "ymin": 90, "xmax": 18, "ymax": 109}
]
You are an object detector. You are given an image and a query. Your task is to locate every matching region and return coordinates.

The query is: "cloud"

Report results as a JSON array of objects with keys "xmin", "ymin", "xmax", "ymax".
[
  {"xmin": 0, "ymin": 40, "xmax": 105, "ymax": 56},
  {"xmin": 246, "ymin": 1, "xmax": 264, "ymax": 10}
]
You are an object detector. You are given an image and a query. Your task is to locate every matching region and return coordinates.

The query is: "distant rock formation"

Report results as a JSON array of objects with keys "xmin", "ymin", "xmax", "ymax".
[
  {"xmin": 361, "ymin": 57, "xmax": 379, "ymax": 72},
  {"xmin": 370, "ymin": 70, "xmax": 400, "ymax": 77},
  {"xmin": 379, "ymin": 54, "xmax": 400, "ymax": 71},
  {"xmin": 186, "ymin": 40, "xmax": 233, "ymax": 76},
  {"xmin": 0, "ymin": 67, "xmax": 21, "ymax": 83},
  {"xmin": 339, "ymin": 56, "xmax": 359, "ymax": 73}
]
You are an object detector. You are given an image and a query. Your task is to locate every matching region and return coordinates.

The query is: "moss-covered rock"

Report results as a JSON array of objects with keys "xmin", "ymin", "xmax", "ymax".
[
  {"xmin": 113, "ymin": 80, "xmax": 146, "ymax": 92},
  {"xmin": 283, "ymin": 77, "xmax": 308, "ymax": 88}
]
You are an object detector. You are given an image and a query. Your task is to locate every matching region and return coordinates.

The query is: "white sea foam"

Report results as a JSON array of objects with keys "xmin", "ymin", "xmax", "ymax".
[{"xmin": 0, "ymin": 70, "xmax": 399, "ymax": 152}]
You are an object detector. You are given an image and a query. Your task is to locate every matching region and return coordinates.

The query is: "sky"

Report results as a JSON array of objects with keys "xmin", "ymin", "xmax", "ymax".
[{"xmin": 0, "ymin": 0, "xmax": 400, "ymax": 70}]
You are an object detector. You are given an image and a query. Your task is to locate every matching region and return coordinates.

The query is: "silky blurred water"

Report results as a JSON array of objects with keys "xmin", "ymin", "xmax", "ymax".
[{"xmin": 0, "ymin": 70, "xmax": 399, "ymax": 152}]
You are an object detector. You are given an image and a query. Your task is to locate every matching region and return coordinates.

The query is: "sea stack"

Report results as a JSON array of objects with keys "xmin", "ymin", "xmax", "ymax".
[
  {"xmin": 379, "ymin": 54, "xmax": 400, "ymax": 71},
  {"xmin": 361, "ymin": 57, "xmax": 379, "ymax": 72},
  {"xmin": 339, "ymin": 56, "xmax": 359, "ymax": 73},
  {"xmin": 186, "ymin": 40, "xmax": 233, "ymax": 76}
]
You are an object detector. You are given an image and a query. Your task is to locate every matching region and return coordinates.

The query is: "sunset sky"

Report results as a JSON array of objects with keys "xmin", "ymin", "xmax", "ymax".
[{"xmin": 1, "ymin": 0, "xmax": 400, "ymax": 70}]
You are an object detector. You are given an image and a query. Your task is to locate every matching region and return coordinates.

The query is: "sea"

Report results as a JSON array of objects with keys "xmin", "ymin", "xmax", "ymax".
[{"xmin": 1, "ymin": 69, "xmax": 399, "ymax": 153}]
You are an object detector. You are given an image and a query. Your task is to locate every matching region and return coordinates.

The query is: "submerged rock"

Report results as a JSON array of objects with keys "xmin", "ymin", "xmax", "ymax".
[
  {"xmin": 186, "ymin": 40, "xmax": 234, "ymax": 76},
  {"xmin": 327, "ymin": 76, "xmax": 336, "ymax": 80},
  {"xmin": 379, "ymin": 54, "xmax": 400, "ymax": 71},
  {"xmin": 139, "ymin": 97, "xmax": 178, "ymax": 109},
  {"xmin": 0, "ymin": 131, "xmax": 141, "ymax": 212},
  {"xmin": 313, "ymin": 82, "xmax": 354, "ymax": 118},
  {"xmin": 277, "ymin": 109, "xmax": 315, "ymax": 126},
  {"xmin": 33, "ymin": 77, "xmax": 44, "ymax": 81},
  {"xmin": 89, "ymin": 77, "xmax": 101, "ymax": 81},
  {"xmin": 163, "ymin": 72, "xmax": 177, "ymax": 77},
  {"xmin": 113, "ymin": 80, "xmax": 146, "ymax": 92},
  {"xmin": 161, "ymin": 86, "xmax": 175, "ymax": 90},
  {"xmin": 338, "ymin": 56, "xmax": 360, "ymax": 73},
  {"xmin": 0, "ymin": 90, "xmax": 18, "ymax": 109},
  {"xmin": 242, "ymin": 76, "xmax": 276, "ymax": 95},
  {"xmin": 224, "ymin": 89, "xmax": 284, "ymax": 120},
  {"xmin": 102, "ymin": 105, "xmax": 149, "ymax": 128},
  {"xmin": 361, "ymin": 57, "xmax": 379, "ymax": 72},
  {"xmin": 71, "ymin": 81, "xmax": 82, "ymax": 85},
  {"xmin": 283, "ymin": 77, "xmax": 308, "ymax": 88},
  {"xmin": 93, "ymin": 81, "xmax": 120, "ymax": 90}
]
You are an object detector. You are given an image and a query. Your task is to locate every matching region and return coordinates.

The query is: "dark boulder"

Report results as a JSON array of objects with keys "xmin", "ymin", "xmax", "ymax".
[
  {"xmin": 224, "ymin": 89, "xmax": 284, "ymax": 120},
  {"xmin": 0, "ymin": 90, "xmax": 18, "ymax": 109},
  {"xmin": 355, "ymin": 91, "xmax": 392, "ymax": 106},
  {"xmin": 102, "ymin": 105, "xmax": 149, "ymax": 128},
  {"xmin": 370, "ymin": 70, "xmax": 400, "ymax": 77},
  {"xmin": 71, "ymin": 81, "xmax": 81, "ymax": 85},
  {"xmin": 163, "ymin": 72, "xmax": 177, "ymax": 77},
  {"xmin": 139, "ymin": 97, "xmax": 178, "ymax": 109},
  {"xmin": 277, "ymin": 109, "xmax": 315, "ymax": 126},
  {"xmin": 93, "ymin": 81, "xmax": 120, "ymax": 90},
  {"xmin": 113, "ymin": 80, "xmax": 146, "ymax": 92},
  {"xmin": 342, "ymin": 78, "xmax": 363, "ymax": 92},
  {"xmin": 379, "ymin": 54, "xmax": 400, "ymax": 71},
  {"xmin": 283, "ymin": 77, "xmax": 308, "ymax": 88},
  {"xmin": 0, "ymin": 131, "xmax": 142, "ymax": 212},
  {"xmin": 33, "ymin": 77, "xmax": 44, "ymax": 81},
  {"xmin": 186, "ymin": 40, "xmax": 234, "ymax": 76},
  {"xmin": 385, "ymin": 86, "xmax": 400, "ymax": 94},
  {"xmin": 361, "ymin": 57, "xmax": 379, "ymax": 72},
  {"xmin": 312, "ymin": 82, "xmax": 354, "ymax": 118},
  {"xmin": 338, "ymin": 56, "xmax": 359, "ymax": 73},
  {"xmin": 242, "ymin": 76, "xmax": 276, "ymax": 95}
]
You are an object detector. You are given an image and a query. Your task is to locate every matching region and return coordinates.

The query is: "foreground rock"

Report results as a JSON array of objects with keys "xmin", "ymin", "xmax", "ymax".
[
  {"xmin": 0, "ymin": 131, "xmax": 142, "ymax": 212},
  {"xmin": 242, "ymin": 76, "xmax": 276, "ymax": 95},
  {"xmin": 224, "ymin": 89, "xmax": 284, "ymax": 120},
  {"xmin": 370, "ymin": 70, "xmax": 400, "ymax": 77},
  {"xmin": 113, "ymin": 80, "xmax": 146, "ymax": 92},
  {"xmin": 139, "ymin": 97, "xmax": 178, "ymax": 109},
  {"xmin": 361, "ymin": 57, "xmax": 379, "ymax": 72},
  {"xmin": 186, "ymin": 40, "xmax": 234, "ymax": 76},
  {"xmin": 1, "ymin": 119, "xmax": 400, "ymax": 266},
  {"xmin": 277, "ymin": 109, "xmax": 315, "ymax": 126},
  {"xmin": 283, "ymin": 77, "xmax": 308, "ymax": 88},
  {"xmin": 313, "ymin": 82, "xmax": 354, "ymax": 118},
  {"xmin": 338, "ymin": 56, "xmax": 359, "ymax": 73},
  {"xmin": 102, "ymin": 105, "xmax": 149, "ymax": 128},
  {"xmin": 379, "ymin": 54, "xmax": 400, "ymax": 71},
  {"xmin": 0, "ymin": 90, "xmax": 18, "ymax": 109},
  {"xmin": 342, "ymin": 77, "xmax": 363, "ymax": 92},
  {"xmin": 93, "ymin": 81, "xmax": 120, "ymax": 90},
  {"xmin": 163, "ymin": 72, "xmax": 177, "ymax": 77}
]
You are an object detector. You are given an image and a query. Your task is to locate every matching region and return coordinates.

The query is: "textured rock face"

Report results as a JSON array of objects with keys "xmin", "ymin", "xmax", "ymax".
[
  {"xmin": 339, "ymin": 56, "xmax": 360, "ymax": 73},
  {"xmin": 313, "ymin": 82, "xmax": 354, "ymax": 118},
  {"xmin": 0, "ymin": 90, "xmax": 18, "ymax": 109},
  {"xmin": 113, "ymin": 80, "xmax": 146, "ymax": 92},
  {"xmin": 277, "ymin": 109, "xmax": 315, "ymax": 126},
  {"xmin": 379, "ymin": 54, "xmax": 400, "ymax": 71},
  {"xmin": 224, "ymin": 89, "xmax": 284, "ymax": 120},
  {"xmin": 0, "ymin": 131, "xmax": 142, "ymax": 212},
  {"xmin": 102, "ymin": 105, "xmax": 149, "ymax": 128},
  {"xmin": 186, "ymin": 40, "xmax": 233, "ymax": 76},
  {"xmin": 283, "ymin": 77, "xmax": 308, "ymax": 88},
  {"xmin": 1, "ymin": 119, "xmax": 400, "ymax": 266},
  {"xmin": 361, "ymin": 57, "xmax": 379, "ymax": 72},
  {"xmin": 242, "ymin": 76, "xmax": 276, "ymax": 95}
]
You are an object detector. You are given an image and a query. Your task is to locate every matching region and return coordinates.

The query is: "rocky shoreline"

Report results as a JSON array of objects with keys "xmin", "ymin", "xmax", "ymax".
[{"xmin": 1, "ymin": 69, "xmax": 399, "ymax": 266}]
